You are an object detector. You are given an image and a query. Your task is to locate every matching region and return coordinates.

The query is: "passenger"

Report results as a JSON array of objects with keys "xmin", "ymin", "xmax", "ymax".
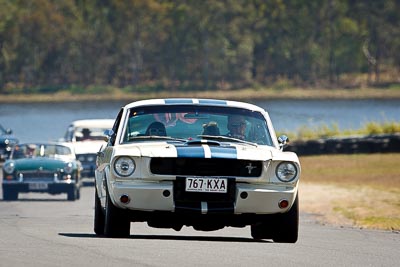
[
  {"xmin": 81, "ymin": 128, "xmax": 92, "ymax": 140},
  {"xmin": 25, "ymin": 144, "xmax": 37, "ymax": 157},
  {"xmin": 202, "ymin": 121, "xmax": 220, "ymax": 136},
  {"xmin": 145, "ymin": 122, "xmax": 167, "ymax": 136},
  {"xmin": 226, "ymin": 115, "xmax": 247, "ymax": 140}
]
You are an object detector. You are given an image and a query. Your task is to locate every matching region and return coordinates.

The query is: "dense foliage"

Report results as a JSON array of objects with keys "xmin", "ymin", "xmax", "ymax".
[{"xmin": 0, "ymin": 0, "xmax": 399, "ymax": 93}]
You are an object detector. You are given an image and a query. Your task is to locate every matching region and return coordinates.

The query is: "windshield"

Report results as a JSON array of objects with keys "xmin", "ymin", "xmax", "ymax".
[
  {"xmin": 73, "ymin": 127, "xmax": 108, "ymax": 141},
  {"xmin": 64, "ymin": 124, "xmax": 112, "ymax": 142},
  {"xmin": 122, "ymin": 105, "xmax": 273, "ymax": 146},
  {"xmin": 0, "ymin": 124, "xmax": 10, "ymax": 135},
  {"xmin": 11, "ymin": 144, "xmax": 73, "ymax": 159}
]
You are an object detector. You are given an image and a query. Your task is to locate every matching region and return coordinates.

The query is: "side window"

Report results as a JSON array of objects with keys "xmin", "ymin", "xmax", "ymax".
[
  {"xmin": 64, "ymin": 126, "xmax": 74, "ymax": 141},
  {"xmin": 109, "ymin": 109, "xmax": 123, "ymax": 146}
]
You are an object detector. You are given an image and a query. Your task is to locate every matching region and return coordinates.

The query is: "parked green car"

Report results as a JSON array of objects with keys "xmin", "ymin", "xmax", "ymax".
[{"xmin": 2, "ymin": 142, "xmax": 82, "ymax": 201}]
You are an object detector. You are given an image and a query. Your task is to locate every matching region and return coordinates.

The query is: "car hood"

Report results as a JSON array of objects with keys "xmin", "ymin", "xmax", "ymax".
[
  {"xmin": 73, "ymin": 141, "xmax": 106, "ymax": 155},
  {"xmin": 10, "ymin": 157, "xmax": 68, "ymax": 171},
  {"xmin": 113, "ymin": 141, "xmax": 276, "ymax": 161}
]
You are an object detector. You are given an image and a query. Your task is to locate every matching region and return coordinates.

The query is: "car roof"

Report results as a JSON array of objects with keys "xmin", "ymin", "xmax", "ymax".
[
  {"xmin": 123, "ymin": 98, "xmax": 265, "ymax": 113},
  {"xmin": 69, "ymin": 119, "xmax": 114, "ymax": 128}
]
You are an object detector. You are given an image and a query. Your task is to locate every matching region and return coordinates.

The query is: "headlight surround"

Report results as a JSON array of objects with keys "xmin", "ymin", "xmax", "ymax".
[
  {"xmin": 64, "ymin": 162, "xmax": 74, "ymax": 174},
  {"xmin": 114, "ymin": 156, "xmax": 136, "ymax": 177},
  {"xmin": 3, "ymin": 161, "xmax": 15, "ymax": 174},
  {"xmin": 276, "ymin": 162, "xmax": 298, "ymax": 182}
]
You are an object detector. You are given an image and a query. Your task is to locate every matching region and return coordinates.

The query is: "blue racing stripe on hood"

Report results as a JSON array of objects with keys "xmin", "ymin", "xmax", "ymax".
[
  {"xmin": 175, "ymin": 144, "xmax": 237, "ymax": 159},
  {"xmin": 176, "ymin": 146, "xmax": 205, "ymax": 158},
  {"xmin": 209, "ymin": 146, "xmax": 237, "ymax": 158}
]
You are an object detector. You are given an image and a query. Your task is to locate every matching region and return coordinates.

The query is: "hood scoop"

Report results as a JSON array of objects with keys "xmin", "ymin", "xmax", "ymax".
[{"xmin": 184, "ymin": 139, "xmax": 221, "ymax": 146}]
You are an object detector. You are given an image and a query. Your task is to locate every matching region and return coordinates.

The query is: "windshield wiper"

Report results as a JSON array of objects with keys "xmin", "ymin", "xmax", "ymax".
[
  {"xmin": 197, "ymin": 135, "xmax": 258, "ymax": 147},
  {"xmin": 128, "ymin": 136, "xmax": 186, "ymax": 142}
]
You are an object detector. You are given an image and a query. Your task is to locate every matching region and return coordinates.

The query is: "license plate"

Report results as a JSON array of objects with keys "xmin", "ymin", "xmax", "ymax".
[
  {"xmin": 185, "ymin": 177, "xmax": 227, "ymax": 193},
  {"xmin": 28, "ymin": 183, "xmax": 49, "ymax": 190}
]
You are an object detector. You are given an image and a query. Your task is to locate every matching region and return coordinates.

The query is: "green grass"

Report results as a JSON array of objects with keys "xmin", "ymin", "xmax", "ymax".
[
  {"xmin": 360, "ymin": 217, "xmax": 400, "ymax": 230},
  {"xmin": 278, "ymin": 121, "xmax": 400, "ymax": 141},
  {"xmin": 2, "ymin": 86, "xmax": 400, "ymax": 103}
]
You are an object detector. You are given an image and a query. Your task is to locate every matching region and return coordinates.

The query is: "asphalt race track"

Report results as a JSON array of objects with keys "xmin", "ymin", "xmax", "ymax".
[{"xmin": 0, "ymin": 170, "xmax": 399, "ymax": 267}]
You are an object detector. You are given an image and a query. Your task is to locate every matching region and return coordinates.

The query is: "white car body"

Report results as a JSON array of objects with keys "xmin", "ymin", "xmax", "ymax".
[
  {"xmin": 94, "ymin": 99, "xmax": 301, "ymax": 242},
  {"xmin": 63, "ymin": 119, "xmax": 114, "ymax": 179}
]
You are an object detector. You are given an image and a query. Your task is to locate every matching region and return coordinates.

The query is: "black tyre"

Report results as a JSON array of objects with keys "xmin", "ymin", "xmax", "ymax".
[
  {"xmin": 272, "ymin": 194, "xmax": 299, "ymax": 243},
  {"xmin": 3, "ymin": 188, "xmax": 18, "ymax": 201},
  {"xmin": 67, "ymin": 186, "xmax": 78, "ymax": 201},
  {"xmin": 104, "ymin": 185, "xmax": 130, "ymax": 238},
  {"xmin": 94, "ymin": 187, "xmax": 105, "ymax": 235},
  {"xmin": 251, "ymin": 194, "xmax": 299, "ymax": 243},
  {"xmin": 76, "ymin": 187, "xmax": 81, "ymax": 200}
]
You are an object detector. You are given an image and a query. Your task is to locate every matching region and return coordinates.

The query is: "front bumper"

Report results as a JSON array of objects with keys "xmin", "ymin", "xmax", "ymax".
[
  {"xmin": 2, "ymin": 181, "xmax": 77, "ymax": 194},
  {"xmin": 109, "ymin": 178, "xmax": 298, "ymax": 215}
]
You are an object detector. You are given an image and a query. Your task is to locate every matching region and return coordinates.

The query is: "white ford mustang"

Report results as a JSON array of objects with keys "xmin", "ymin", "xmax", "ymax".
[{"xmin": 94, "ymin": 98, "xmax": 301, "ymax": 242}]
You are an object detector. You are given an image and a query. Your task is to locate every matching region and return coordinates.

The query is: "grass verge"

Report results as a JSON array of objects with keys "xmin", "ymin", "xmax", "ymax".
[
  {"xmin": 279, "ymin": 121, "xmax": 400, "ymax": 141},
  {"xmin": 1, "ymin": 86, "xmax": 400, "ymax": 103},
  {"xmin": 299, "ymin": 153, "xmax": 400, "ymax": 231}
]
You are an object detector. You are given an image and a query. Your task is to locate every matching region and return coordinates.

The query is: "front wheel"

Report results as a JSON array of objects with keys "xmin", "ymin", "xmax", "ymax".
[
  {"xmin": 251, "ymin": 194, "xmax": 299, "ymax": 243},
  {"xmin": 3, "ymin": 188, "xmax": 18, "ymax": 201},
  {"xmin": 272, "ymin": 194, "xmax": 299, "ymax": 243},
  {"xmin": 76, "ymin": 187, "xmax": 81, "ymax": 200},
  {"xmin": 67, "ymin": 185, "xmax": 78, "ymax": 201},
  {"xmin": 103, "ymin": 185, "xmax": 130, "ymax": 238},
  {"xmin": 94, "ymin": 186, "xmax": 105, "ymax": 235}
]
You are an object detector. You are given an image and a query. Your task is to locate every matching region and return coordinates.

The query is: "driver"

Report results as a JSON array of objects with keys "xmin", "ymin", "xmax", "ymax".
[
  {"xmin": 226, "ymin": 115, "xmax": 247, "ymax": 140},
  {"xmin": 26, "ymin": 144, "xmax": 37, "ymax": 157}
]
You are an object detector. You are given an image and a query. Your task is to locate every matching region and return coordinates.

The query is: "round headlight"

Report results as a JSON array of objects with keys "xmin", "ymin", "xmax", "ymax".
[
  {"xmin": 64, "ymin": 162, "xmax": 74, "ymax": 174},
  {"xmin": 114, "ymin": 157, "xmax": 135, "ymax": 177},
  {"xmin": 3, "ymin": 161, "xmax": 15, "ymax": 174},
  {"xmin": 276, "ymin": 162, "xmax": 298, "ymax": 182}
]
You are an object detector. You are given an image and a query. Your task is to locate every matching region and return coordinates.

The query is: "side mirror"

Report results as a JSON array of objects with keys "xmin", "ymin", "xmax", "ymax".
[
  {"xmin": 103, "ymin": 129, "xmax": 113, "ymax": 142},
  {"xmin": 6, "ymin": 128, "xmax": 12, "ymax": 135},
  {"xmin": 278, "ymin": 135, "xmax": 290, "ymax": 150}
]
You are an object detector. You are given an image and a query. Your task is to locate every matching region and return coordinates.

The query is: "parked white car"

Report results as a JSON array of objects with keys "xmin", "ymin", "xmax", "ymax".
[
  {"xmin": 63, "ymin": 119, "xmax": 114, "ymax": 180},
  {"xmin": 94, "ymin": 99, "xmax": 301, "ymax": 242}
]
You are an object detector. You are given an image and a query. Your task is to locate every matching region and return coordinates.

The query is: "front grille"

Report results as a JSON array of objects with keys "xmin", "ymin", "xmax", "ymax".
[
  {"xmin": 150, "ymin": 158, "xmax": 262, "ymax": 177},
  {"xmin": 77, "ymin": 153, "xmax": 96, "ymax": 164}
]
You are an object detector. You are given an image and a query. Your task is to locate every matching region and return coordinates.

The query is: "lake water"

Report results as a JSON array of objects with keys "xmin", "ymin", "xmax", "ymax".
[{"xmin": 1, "ymin": 99, "xmax": 399, "ymax": 143}]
